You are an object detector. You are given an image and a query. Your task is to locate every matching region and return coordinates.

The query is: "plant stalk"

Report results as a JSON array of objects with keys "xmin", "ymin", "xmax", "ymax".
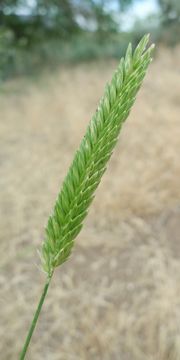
[{"xmin": 19, "ymin": 275, "xmax": 52, "ymax": 360}]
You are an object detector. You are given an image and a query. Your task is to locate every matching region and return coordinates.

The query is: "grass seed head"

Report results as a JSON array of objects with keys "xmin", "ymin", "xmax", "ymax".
[{"xmin": 41, "ymin": 34, "xmax": 154, "ymax": 277}]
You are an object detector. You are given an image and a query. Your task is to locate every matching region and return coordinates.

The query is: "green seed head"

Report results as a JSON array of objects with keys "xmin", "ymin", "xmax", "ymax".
[{"xmin": 41, "ymin": 34, "xmax": 155, "ymax": 277}]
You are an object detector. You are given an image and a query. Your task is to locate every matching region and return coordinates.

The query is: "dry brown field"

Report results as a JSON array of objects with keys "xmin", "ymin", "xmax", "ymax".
[{"xmin": 0, "ymin": 46, "xmax": 180, "ymax": 360}]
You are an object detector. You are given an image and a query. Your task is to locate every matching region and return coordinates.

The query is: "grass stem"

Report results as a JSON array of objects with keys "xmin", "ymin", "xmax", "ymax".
[{"xmin": 19, "ymin": 276, "xmax": 52, "ymax": 360}]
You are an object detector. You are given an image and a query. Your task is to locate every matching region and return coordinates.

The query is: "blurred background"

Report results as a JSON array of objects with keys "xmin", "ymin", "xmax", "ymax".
[
  {"xmin": 0, "ymin": 0, "xmax": 180, "ymax": 79},
  {"xmin": 0, "ymin": 1, "xmax": 180, "ymax": 359}
]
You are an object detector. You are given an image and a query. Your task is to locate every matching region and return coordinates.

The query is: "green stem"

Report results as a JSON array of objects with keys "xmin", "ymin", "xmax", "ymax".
[{"xmin": 19, "ymin": 276, "xmax": 52, "ymax": 360}]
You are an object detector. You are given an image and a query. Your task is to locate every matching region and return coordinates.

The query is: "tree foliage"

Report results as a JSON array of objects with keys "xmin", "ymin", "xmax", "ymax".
[
  {"xmin": 0, "ymin": 0, "xmax": 179, "ymax": 47},
  {"xmin": 0, "ymin": 0, "xmax": 118, "ymax": 45},
  {"xmin": 158, "ymin": 0, "xmax": 180, "ymax": 23}
]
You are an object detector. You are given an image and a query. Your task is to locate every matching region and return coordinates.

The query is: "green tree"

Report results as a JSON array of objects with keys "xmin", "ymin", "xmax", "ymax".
[
  {"xmin": 158, "ymin": 0, "xmax": 180, "ymax": 24},
  {"xmin": 0, "ymin": 0, "xmax": 120, "ymax": 46},
  {"xmin": 0, "ymin": 0, "xmax": 80, "ymax": 44},
  {"xmin": 157, "ymin": 0, "xmax": 180, "ymax": 44}
]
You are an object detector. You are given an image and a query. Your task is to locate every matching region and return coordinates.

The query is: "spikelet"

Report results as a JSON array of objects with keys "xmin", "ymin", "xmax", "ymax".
[{"xmin": 41, "ymin": 34, "xmax": 154, "ymax": 277}]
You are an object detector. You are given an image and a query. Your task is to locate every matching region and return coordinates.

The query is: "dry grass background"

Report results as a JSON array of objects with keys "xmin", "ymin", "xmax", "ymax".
[{"xmin": 0, "ymin": 46, "xmax": 180, "ymax": 360}]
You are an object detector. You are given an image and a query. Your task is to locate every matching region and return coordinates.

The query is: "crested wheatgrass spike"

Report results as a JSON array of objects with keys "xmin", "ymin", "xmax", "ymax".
[
  {"xmin": 19, "ymin": 35, "xmax": 154, "ymax": 359},
  {"xmin": 41, "ymin": 34, "xmax": 154, "ymax": 277}
]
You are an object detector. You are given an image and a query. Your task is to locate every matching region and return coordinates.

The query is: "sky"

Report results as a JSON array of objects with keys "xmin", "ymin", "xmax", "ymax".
[
  {"xmin": 106, "ymin": 0, "xmax": 160, "ymax": 30},
  {"xmin": 126, "ymin": 0, "xmax": 159, "ymax": 18}
]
